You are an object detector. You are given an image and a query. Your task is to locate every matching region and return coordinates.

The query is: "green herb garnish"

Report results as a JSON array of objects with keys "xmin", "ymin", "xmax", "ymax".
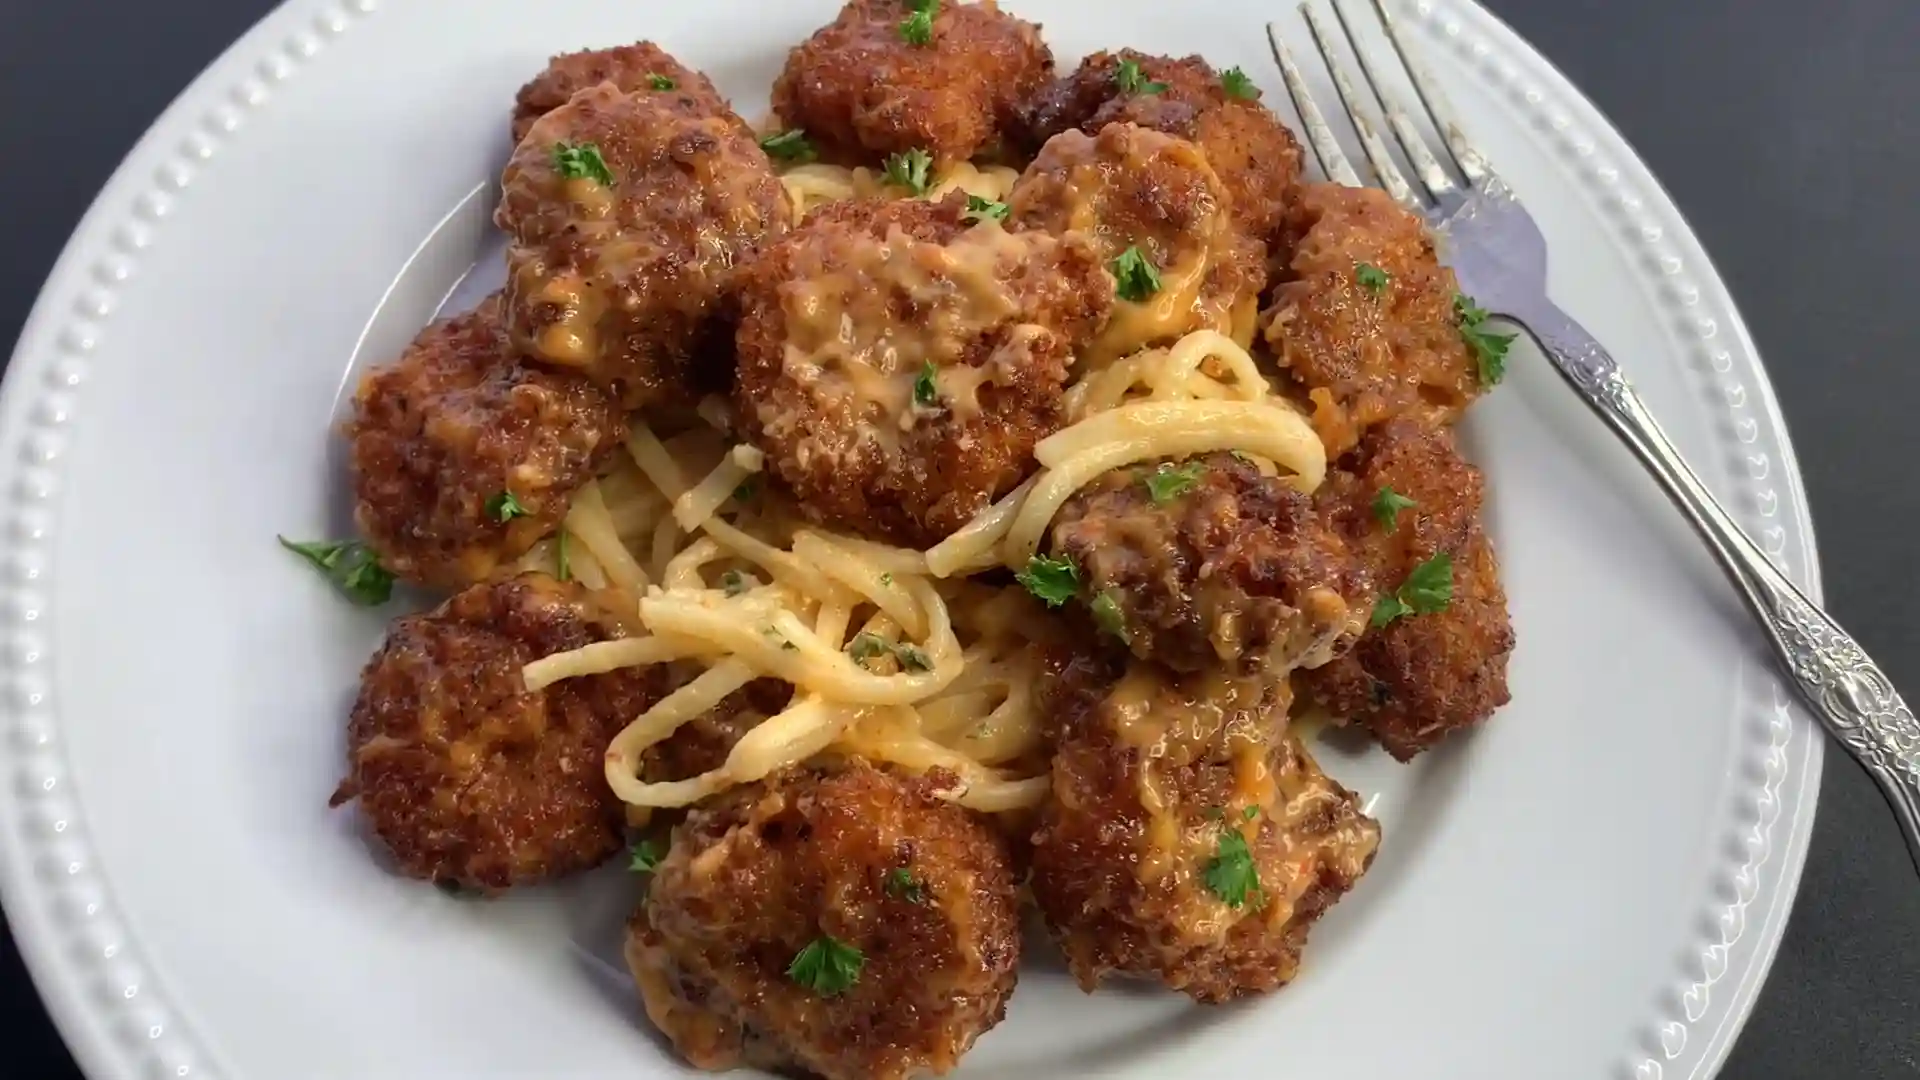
[
  {"xmin": 1091, "ymin": 589, "xmax": 1129, "ymax": 642},
  {"xmin": 722, "ymin": 569, "xmax": 751, "ymax": 597},
  {"xmin": 883, "ymin": 148, "xmax": 934, "ymax": 195},
  {"xmin": 912, "ymin": 361, "xmax": 940, "ymax": 407},
  {"xmin": 277, "ymin": 537, "xmax": 394, "ymax": 606},
  {"xmin": 555, "ymin": 529, "xmax": 572, "ymax": 582},
  {"xmin": 1016, "ymin": 555, "xmax": 1079, "ymax": 607},
  {"xmin": 885, "ymin": 866, "xmax": 926, "ymax": 903},
  {"xmin": 1115, "ymin": 57, "xmax": 1168, "ymax": 95},
  {"xmin": 963, "ymin": 193, "xmax": 1009, "ymax": 223},
  {"xmin": 487, "ymin": 491, "xmax": 530, "ymax": 523},
  {"xmin": 1370, "ymin": 552, "xmax": 1454, "ymax": 628},
  {"xmin": 551, "ymin": 140, "xmax": 615, "ymax": 185},
  {"xmin": 1203, "ymin": 814, "xmax": 1263, "ymax": 908},
  {"xmin": 760, "ymin": 129, "xmax": 818, "ymax": 164},
  {"xmin": 1144, "ymin": 461, "xmax": 1205, "ymax": 504},
  {"xmin": 1221, "ymin": 67, "xmax": 1260, "ymax": 99},
  {"xmin": 899, "ymin": 0, "xmax": 939, "ymax": 45},
  {"xmin": 1372, "ymin": 486, "xmax": 1416, "ymax": 533},
  {"xmin": 1454, "ymin": 293, "xmax": 1515, "ymax": 386},
  {"xmin": 646, "ymin": 73, "xmax": 676, "ymax": 90},
  {"xmin": 1109, "ymin": 246, "xmax": 1162, "ymax": 302},
  {"xmin": 788, "ymin": 935, "xmax": 864, "ymax": 996},
  {"xmin": 1356, "ymin": 262, "xmax": 1390, "ymax": 295},
  {"xmin": 629, "ymin": 839, "xmax": 665, "ymax": 873}
]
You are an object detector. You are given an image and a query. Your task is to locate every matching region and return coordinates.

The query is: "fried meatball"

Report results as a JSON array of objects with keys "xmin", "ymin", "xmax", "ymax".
[
  {"xmin": 332, "ymin": 574, "xmax": 661, "ymax": 890},
  {"xmin": 511, "ymin": 42, "xmax": 732, "ymax": 145},
  {"xmin": 346, "ymin": 295, "xmax": 625, "ymax": 590},
  {"xmin": 1046, "ymin": 452, "xmax": 1369, "ymax": 676},
  {"xmin": 1009, "ymin": 123, "xmax": 1265, "ymax": 364},
  {"xmin": 627, "ymin": 763, "xmax": 1020, "ymax": 1080},
  {"xmin": 1260, "ymin": 183, "xmax": 1487, "ymax": 458},
  {"xmin": 1030, "ymin": 656, "xmax": 1379, "ymax": 1001},
  {"xmin": 1298, "ymin": 419, "xmax": 1514, "ymax": 760},
  {"xmin": 735, "ymin": 194, "xmax": 1111, "ymax": 547},
  {"xmin": 1018, "ymin": 50, "xmax": 1303, "ymax": 251},
  {"xmin": 641, "ymin": 676, "xmax": 792, "ymax": 783},
  {"xmin": 498, "ymin": 83, "xmax": 791, "ymax": 411},
  {"xmin": 772, "ymin": 0, "xmax": 1053, "ymax": 167}
]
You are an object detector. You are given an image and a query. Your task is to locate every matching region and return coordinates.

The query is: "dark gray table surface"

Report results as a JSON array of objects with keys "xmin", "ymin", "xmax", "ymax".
[{"xmin": 4, "ymin": 0, "xmax": 1917, "ymax": 1076}]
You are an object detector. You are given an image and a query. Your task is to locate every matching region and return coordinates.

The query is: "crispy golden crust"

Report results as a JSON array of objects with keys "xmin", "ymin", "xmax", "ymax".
[
  {"xmin": 772, "ymin": 0, "xmax": 1053, "ymax": 167},
  {"xmin": 1009, "ymin": 123, "xmax": 1265, "ymax": 361},
  {"xmin": 498, "ymin": 84, "xmax": 791, "ymax": 411},
  {"xmin": 733, "ymin": 194, "xmax": 1112, "ymax": 547},
  {"xmin": 345, "ymin": 295, "xmax": 624, "ymax": 590},
  {"xmin": 333, "ymin": 574, "xmax": 662, "ymax": 890},
  {"xmin": 1029, "ymin": 656, "xmax": 1379, "ymax": 1002},
  {"xmin": 510, "ymin": 42, "xmax": 732, "ymax": 145},
  {"xmin": 1260, "ymin": 183, "xmax": 1485, "ymax": 458},
  {"xmin": 1017, "ymin": 50, "xmax": 1303, "ymax": 249},
  {"xmin": 1048, "ymin": 452, "xmax": 1371, "ymax": 675},
  {"xmin": 628, "ymin": 762, "xmax": 1021, "ymax": 1080},
  {"xmin": 1298, "ymin": 420, "xmax": 1515, "ymax": 759}
]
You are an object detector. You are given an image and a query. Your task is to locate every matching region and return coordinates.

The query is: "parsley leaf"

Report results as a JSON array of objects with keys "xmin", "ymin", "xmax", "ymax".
[
  {"xmin": 1114, "ymin": 57, "xmax": 1169, "ymax": 95},
  {"xmin": 899, "ymin": 0, "xmax": 938, "ymax": 45},
  {"xmin": 1220, "ymin": 66, "xmax": 1260, "ymax": 99},
  {"xmin": 848, "ymin": 632, "xmax": 892, "ymax": 664},
  {"xmin": 551, "ymin": 140, "xmax": 615, "ymax": 185},
  {"xmin": 894, "ymin": 643, "xmax": 932, "ymax": 672},
  {"xmin": 1203, "ymin": 818, "xmax": 1263, "ymax": 908},
  {"xmin": 788, "ymin": 934, "xmax": 864, "ymax": 996},
  {"xmin": 487, "ymin": 491, "xmax": 530, "ymax": 523},
  {"xmin": 1109, "ymin": 246, "xmax": 1162, "ymax": 302},
  {"xmin": 882, "ymin": 148, "xmax": 934, "ymax": 195},
  {"xmin": 912, "ymin": 361, "xmax": 940, "ymax": 407},
  {"xmin": 760, "ymin": 129, "xmax": 818, "ymax": 164},
  {"xmin": 278, "ymin": 537, "xmax": 395, "ymax": 606},
  {"xmin": 629, "ymin": 839, "xmax": 666, "ymax": 873},
  {"xmin": 646, "ymin": 73, "xmax": 676, "ymax": 90},
  {"xmin": 1454, "ymin": 293, "xmax": 1516, "ymax": 386},
  {"xmin": 721, "ymin": 569, "xmax": 751, "ymax": 597},
  {"xmin": 1091, "ymin": 589, "xmax": 1130, "ymax": 642},
  {"xmin": 1016, "ymin": 555, "xmax": 1079, "ymax": 607},
  {"xmin": 732, "ymin": 478, "xmax": 757, "ymax": 502},
  {"xmin": 963, "ymin": 193, "xmax": 1009, "ymax": 223},
  {"xmin": 1372, "ymin": 486, "xmax": 1416, "ymax": 533},
  {"xmin": 555, "ymin": 529, "xmax": 572, "ymax": 582},
  {"xmin": 1143, "ymin": 460, "xmax": 1204, "ymax": 504},
  {"xmin": 885, "ymin": 867, "xmax": 926, "ymax": 903},
  {"xmin": 878, "ymin": 572, "xmax": 894, "ymax": 586},
  {"xmin": 1356, "ymin": 262, "xmax": 1390, "ymax": 295},
  {"xmin": 1369, "ymin": 552, "xmax": 1454, "ymax": 628}
]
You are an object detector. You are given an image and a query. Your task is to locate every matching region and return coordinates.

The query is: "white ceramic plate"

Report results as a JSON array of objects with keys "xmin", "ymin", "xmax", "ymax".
[{"xmin": 0, "ymin": 1, "xmax": 1823, "ymax": 1078}]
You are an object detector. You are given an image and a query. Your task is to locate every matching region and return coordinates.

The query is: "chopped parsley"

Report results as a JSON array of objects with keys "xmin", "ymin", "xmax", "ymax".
[
  {"xmin": 646, "ymin": 73, "xmax": 676, "ymax": 90},
  {"xmin": 1454, "ymin": 293, "xmax": 1516, "ymax": 386},
  {"xmin": 1143, "ymin": 460, "xmax": 1205, "ymax": 504},
  {"xmin": 555, "ymin": 529, "xmax": 572, "ymax": 582},
  {"xmin": 551, "ymin": 140, "xmax": 615, "ymax": 185},
  {"xmin": 963, "ymin": 193, "xmax": 1010, "ymax": 223},
  {"xmin": 878, "ymin": 572, "xmax": 894, "ymax": 587},
  {"xmin": 732, "ymin": 478, "xmax": 757, "ymax": 502},
  {"xmin": 1016, "ymin": 554, "xmax": 1079, "ymax": 607},
  {"xmin": 1356, "ymin": 262, "xmax": 1390, "ymax": 295},
  {"xmin": 885, "ymin": 867, "xmax": 927, "ymax": 903},
  {"xmin": 847, "ymin": 633, "xmax": 931, "ymax": 672},
  {"xmin": 883, "ymin": 148, "xmax": 934, "ymax": 195},
  {"xmin": 487, "ymin": 491, "xmax": 530, "ymax": 523},
  {"xmin": 899, "ymin": 0, "xmax": 938, "ymax": 45},
  {"xmin": 894, "ymin": 643, "xmax": 932, "ymax": 672},
  {"xmin": 1203, "ymin": 812, "xmax": 1263, "ymax": 908},
  {"xmin": 1372, "ymin": 486, "xmax": 1416, "ymax": 533},
  {"xmin": 1090, "ymin": 589, "xmax": 1129, "ymax": 642},
  {"xmin": 629, "ymin": 839, "xmax": 666, "ymax": 873},
  {"xmin": 1221, "ymin": 66, "xmax": 1260, "ymax": 99},
  {"xmin": 912, "ymin": 361, "xmax": 940, "ymax": 407},
  {"xmin": 1114, "ymin": 57, "xmax": 1169, "ymax": 96},
  {"xmin": 1109, "ymin": 246, "xmax": 1162, "ymax": 302},
  {"xmin": 1370, "ymin": 551, "xmax": 1455, "ymax": 628},
  {"xmin": 788, "ymin": 934, "xmax": 864, "ymax": 996},
  {"xmin": 721, "ymin": 569, "xmax": 751, "ymax": 597},
  {"xmin": 760, "ymin": 129, "xmax": 818, "ymax": 164},
  {"xmin": 277, "ymin": 537, "xmax": 394, "ymax": 606}
]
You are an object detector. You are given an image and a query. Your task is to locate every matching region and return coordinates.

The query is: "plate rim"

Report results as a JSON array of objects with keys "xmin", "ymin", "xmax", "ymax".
[{"xmin": 0, "ymin": 1, "xmax": 1824, "ymax": 1078}]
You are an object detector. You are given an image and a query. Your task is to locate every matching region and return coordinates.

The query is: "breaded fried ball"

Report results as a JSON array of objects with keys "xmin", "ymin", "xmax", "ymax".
[
  {"xmin": 511, "ymin": 42, "xmax": 732, "ymax": 144},
  {"xmin": 772, "ymin": 0, "xmax": 1053, "ymax": 167},
  {"xmin": 734, "ymin": 194, "xmax": 1111, "ymax": 547},
  {"xmin": 498, "ymin": 83, "xmax": 791, "ymax": 411},
  {"xmin": 332, "ymin": 574, "xmax": 662, "ymax": 890},
  {"xmin": 1009, "ymin": 123, "xmax": 1266, "ymax": 363},
  {"xmin": 1045, "ymin": 451, "xmax": 1371, "ymax": 676},
  {"xmin": 627, "ymin": 762, "xmax": 1021, "ymax": 1080},
  {"xmin": 1019, "ymin": 50, "xmax": 1303, "ymax": 250},
  {"xmin": 346, "ymin": 294, "xmax": 625, "ymax": 590},
  {"xmin": 1298, "ymin": 419, "xmax": 1514, "ymax": 760},
  {"xmin": 1029, "ymin": 655, "xmax": 1380, "ymax": 1001},
  {"xmin": 1261, "ymin": 182, "xmax": 1488, "ymax": 457}
]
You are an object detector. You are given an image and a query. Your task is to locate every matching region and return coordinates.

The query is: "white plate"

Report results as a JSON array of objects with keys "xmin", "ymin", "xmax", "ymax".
[{"xmin": 0, "ymin": 1, "xmax": 1823, "ymax": 1078}]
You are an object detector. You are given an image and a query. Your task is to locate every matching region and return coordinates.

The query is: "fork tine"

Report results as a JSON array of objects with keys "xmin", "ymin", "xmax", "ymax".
[
  {"xmin": 1298, "ymin": 2, "xmax": 1419, "ymax": 208},
  {"xmin": 1265, "ymin": 22, "xmax": 1361, "ymax": 187},
  {"xmin": 1325, "ymin": 0, "xmax": 1457, "ymax": 200},
  {"xmin": 1365, "ymin": 0, "xmax": 1491, "ymax": 183}
]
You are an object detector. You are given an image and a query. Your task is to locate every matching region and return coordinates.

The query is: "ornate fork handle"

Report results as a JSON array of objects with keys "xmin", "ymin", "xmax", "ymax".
[{"xmin": 1507, "ymin": 295, "xmax": 1920, "ymax": 870}]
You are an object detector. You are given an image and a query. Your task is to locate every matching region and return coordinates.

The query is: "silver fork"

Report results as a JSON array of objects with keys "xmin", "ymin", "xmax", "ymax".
[{"xmin": 1269, "ymin": 0, "xmax": 1920, "ymax": 872}]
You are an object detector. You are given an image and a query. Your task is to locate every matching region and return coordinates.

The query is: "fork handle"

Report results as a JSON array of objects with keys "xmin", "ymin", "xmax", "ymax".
[{"xmin": 1509, "ymin": 296, "xmax": 1920, "ymax": 872}]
